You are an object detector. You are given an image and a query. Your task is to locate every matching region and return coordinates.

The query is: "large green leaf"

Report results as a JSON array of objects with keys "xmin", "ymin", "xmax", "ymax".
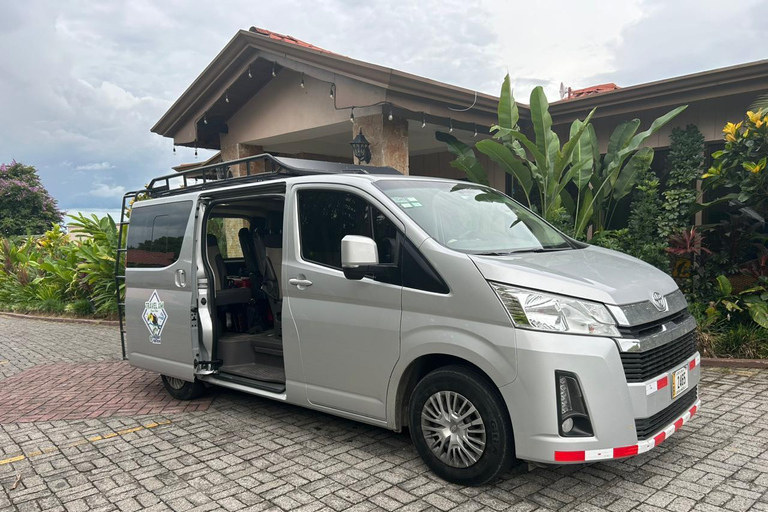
[
  {"xmin": 555, "ymin": 108, "xmax": 595, "ymax": 179},
  {"xmin": 504, "ymin": 130, "xmax": 547, "ymax": 169},
  {"xmin": 435, "ymin": 131, "xmax": 489, "ymax": 185},
  {"xmin": 603, "ymin": 119, "xmax": 640, "ymax": 171},
  {"xmin": 612, "ymin": 147, "xmax": 654, "ymax": 201},
  {"xmin": 475, "ymin": 139, "xmax": 533, "ymax": 200},
  {"xmin": 716, "ymin": 275, "xmax": 732, "ymax": 296},
  {"xmin": 626, "ymin": 105, "xmax": 688, "ymax": 152},
  {"xmin": 747, "ymin": 302, "xmax": 768, "ymax": 329},
  {"xmin": 529, "ymin": 86, "xmax": 553, "ymax": 167},
  {"xmin": 496, "ymin": 74, "xmax": 518, "ymax": 132},
  {"xmin": 574, "ymin": 187, "xmax": 594, "ymax": 236}
]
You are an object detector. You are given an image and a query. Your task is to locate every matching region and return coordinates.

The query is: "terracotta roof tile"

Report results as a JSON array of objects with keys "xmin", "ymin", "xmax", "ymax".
[
  {"xmin": 249, "ymin": 26, "xmax": 336, "ymax": 55},
  {"xmin": 566, "ymin": 83, "xmax": 619, "ymax": 100}
]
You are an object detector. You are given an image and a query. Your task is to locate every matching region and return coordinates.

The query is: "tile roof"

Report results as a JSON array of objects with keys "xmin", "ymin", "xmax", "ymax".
[
  {"xmin": 249, "ymin": 26, "xmax": 336, "ymax": 55},
  {"xmin": 566, "ymin": 83, "xmax": 620, "ymax": 100}
]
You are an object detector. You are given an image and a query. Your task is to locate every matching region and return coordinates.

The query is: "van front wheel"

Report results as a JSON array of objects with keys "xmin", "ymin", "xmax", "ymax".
[
  {"xmin": 408, "ymin": 366, "xmax": 515, "ymax": 486},
  {"xmin": 161, "ymin": 375, "xmax": 205, "ymax": 400}
]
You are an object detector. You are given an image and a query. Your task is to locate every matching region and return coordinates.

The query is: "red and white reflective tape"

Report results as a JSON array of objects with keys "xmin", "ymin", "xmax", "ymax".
[
  {"xmin": 645, "ymin": 354, "xmax": 700, "ymax": 396},
  {"xmin": 554, "ymin": 400, "xmax": 700, "ymax": 462}
]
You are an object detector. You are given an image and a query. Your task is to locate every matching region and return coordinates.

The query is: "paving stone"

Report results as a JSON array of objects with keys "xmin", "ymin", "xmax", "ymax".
[{"xmin": 1, "ymin": 316, "xmax": 768, "ymax": 511}]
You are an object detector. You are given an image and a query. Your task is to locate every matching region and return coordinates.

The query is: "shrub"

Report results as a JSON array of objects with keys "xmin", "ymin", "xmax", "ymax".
[
  {"xmin": 0, "ymin": 161, "xmax": 63, "ymax": 237},
  {"xmin": 659, "ymin": 125, "xmax": 705, "ymax": 238},
  {"xmin": 0, "ymin": 214, "xmax": 119, "ymax": 318}
]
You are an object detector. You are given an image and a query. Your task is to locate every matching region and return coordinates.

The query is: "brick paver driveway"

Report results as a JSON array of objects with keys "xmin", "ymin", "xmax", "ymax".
[{"xmin": 0, "ymin": 316, "xmax": 767, "ymax": 512}]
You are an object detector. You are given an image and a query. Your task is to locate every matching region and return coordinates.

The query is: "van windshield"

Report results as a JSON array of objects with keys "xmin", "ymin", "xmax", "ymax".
[{"xmin": 375, "ymin": 180, "xmax": 572, "ymax": 254}]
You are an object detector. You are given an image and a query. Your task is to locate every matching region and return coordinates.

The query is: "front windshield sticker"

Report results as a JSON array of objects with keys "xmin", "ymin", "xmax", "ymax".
[
  {"xmin": 392, "ymin": 196, "xmax": 423, "ymax": 209},
  {"xmin": 142, "ymin": 290, "xmax": 168, "ymax": 345}
]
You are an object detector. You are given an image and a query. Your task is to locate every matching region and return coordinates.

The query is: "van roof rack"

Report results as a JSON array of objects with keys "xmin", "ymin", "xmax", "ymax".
[{"xmin": 145, "ymin": 153, "xmax": 401, "ymax": 198}]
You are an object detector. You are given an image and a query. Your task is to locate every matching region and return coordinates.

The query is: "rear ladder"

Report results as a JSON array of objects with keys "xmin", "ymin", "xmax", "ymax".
[{"xmin": 114, "ymin": 190, "xmax": 143, "ymax": 360}]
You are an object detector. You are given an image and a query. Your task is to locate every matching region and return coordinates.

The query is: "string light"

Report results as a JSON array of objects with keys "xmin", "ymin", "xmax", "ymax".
[
  {"xmin": 449, "ymin": 118, "xmax": 453, "ymax": 133},
  {"xmin": 329, "ymin": 84, "xmax": 335, "ymax": 99},
  {"xmin": 271, "ymin": 62, "xmax": 276, "ymax": 77},
  {"xmin": 248, "ymin": 67, "xmax": 252, "ymax": 79},
  {"xmin": 300, "ymin": 73, "xmax": 305, "ymax": 88},
  {"xmin": 349, "ymin": 107, "xmax": 355, "ymax": 123},
  {"xmin": 203, "ymin": 114, "xmax": 208, "ymax": 125},
  {"xmin": 225, "ymin": 91, "xmax": 229, "ymax": 103},
  {"xmin": 473, "ymin": 124, "xmax": 478, "ymax": 137},
  {"xmin": 422, "ymin": 114, "xmax": 426, "ymax": 128},
  {"xmin": 388, "ymin": 104, "xmax": 394, "ymax": 121}
]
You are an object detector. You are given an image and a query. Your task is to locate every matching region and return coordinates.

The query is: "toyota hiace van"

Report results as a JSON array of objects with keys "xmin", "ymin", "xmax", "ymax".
[{"xmin": 118, "ymin": 154, "xmax": 700, "ymax": 485}]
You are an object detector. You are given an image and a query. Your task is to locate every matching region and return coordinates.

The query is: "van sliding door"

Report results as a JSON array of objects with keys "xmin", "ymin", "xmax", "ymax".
[{"xmin": 124, "ymin": 200, "xmax": 197, "ymax": 380}]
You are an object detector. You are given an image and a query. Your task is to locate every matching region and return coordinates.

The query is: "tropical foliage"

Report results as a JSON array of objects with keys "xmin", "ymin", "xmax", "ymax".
[
  {"xmin": 436, "ymin": 74, "xmax": 686, "ymax": 238},
  {"xmin": 0, "ymin": 214, "xmax": 120, "ymax": 317}
]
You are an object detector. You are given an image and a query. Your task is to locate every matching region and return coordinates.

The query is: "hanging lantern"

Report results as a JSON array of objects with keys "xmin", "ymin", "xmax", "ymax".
[{"xmin": 349, "ymin": 129, "xmax": 372, "ymax": 164}]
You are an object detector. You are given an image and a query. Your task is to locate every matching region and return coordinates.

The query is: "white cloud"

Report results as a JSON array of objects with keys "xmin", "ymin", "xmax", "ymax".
[
  {"xmin": 75, "ymin": 162, "xmax": 114, "ymax": 171},
  {"xmin": 90, "ymin": 183, "xmax": 126, "ymax": 198},
  {"xmin": 0, "ymin": 0, "xmax": 766, "ymax": 211}
]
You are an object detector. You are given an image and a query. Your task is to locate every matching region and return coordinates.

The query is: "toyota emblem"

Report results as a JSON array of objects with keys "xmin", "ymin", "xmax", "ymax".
[{"xmin": 651, "ymin": 292, "xmax": 668, "ymax": 312}]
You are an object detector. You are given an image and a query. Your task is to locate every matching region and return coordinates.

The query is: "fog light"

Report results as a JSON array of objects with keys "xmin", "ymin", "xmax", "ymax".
[{"xmin": 556, "ymin": 371, "xmax": 594, "ymax": 437}]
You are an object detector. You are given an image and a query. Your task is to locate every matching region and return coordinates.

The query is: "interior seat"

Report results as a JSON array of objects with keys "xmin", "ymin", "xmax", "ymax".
[
  {"xmin": 207, "ymin": 234, "xmax": 250, "ymax": 306},
  {"xmin": 253, "ymin": 213, "xmax": 282, "ymax": 336},
  {"xmin": 238, "ymin": 227, "xmax": 263, "ymax": 288}
]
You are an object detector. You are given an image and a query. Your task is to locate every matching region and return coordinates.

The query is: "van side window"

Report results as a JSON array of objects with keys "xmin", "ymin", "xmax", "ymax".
[
  {"xmin": 298, "ymin": 190, "xmax": 397, "ymax": 269},
  {"xmin": 126, "ymin": 201, "xmax": 192, "ymax": 268}
]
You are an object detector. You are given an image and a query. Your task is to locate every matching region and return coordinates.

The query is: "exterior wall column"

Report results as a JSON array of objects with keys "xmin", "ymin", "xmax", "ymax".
[
  {"xmin": 220, "ymin": 142, "xmax": 263, "ymax": 256},
  {"xmin": 352, "ymin": 114, "xmax": 409, "ymax": 175}
]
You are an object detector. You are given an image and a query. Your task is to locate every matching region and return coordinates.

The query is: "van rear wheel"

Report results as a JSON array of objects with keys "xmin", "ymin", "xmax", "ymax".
[
  {"xmin": 161, "ymin": 375, "xmax": 205, "ymax": 400},
  {"xmin": 408, "ymin": 366, "xmax": 515, "ymax": 486}
]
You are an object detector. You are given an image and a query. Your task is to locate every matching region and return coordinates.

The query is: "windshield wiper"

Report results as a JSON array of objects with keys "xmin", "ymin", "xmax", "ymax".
[{"xmin": 476, "ymin": 247, "xmax": 572, "ymax": 256}]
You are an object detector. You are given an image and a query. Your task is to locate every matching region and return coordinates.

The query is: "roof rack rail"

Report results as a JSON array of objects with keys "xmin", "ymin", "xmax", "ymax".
[{"xmin": 144, "ymin": 153, "xmax": 400, "ymax": 198}]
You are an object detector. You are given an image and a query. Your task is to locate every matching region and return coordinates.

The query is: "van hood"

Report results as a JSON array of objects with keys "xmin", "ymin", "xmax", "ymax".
[{"xmin": 469, "ymin": 246, "xmax": 678, "ymax": 306}]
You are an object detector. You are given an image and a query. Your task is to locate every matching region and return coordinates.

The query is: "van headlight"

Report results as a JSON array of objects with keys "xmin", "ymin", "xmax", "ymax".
[{"xmin": 489, "ymin": 282, "xmax": 619, "ymax": 337}]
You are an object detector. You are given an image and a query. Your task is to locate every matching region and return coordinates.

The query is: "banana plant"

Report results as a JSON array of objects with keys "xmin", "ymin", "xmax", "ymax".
[
  {"xmin": 572, "ymin": 105, "xmax": 688, "ymax": 236},
  {"xmin": 437, "ymin": 74, "xmax": 595, "ymax": 223}
]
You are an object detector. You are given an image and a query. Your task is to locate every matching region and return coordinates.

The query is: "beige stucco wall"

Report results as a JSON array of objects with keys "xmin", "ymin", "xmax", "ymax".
[{"xmin": 221, "ymin": 70, "xmax": 385, "ymax": 148}]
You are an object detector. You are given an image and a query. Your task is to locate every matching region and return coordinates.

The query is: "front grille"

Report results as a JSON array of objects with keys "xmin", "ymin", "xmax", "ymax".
[
  {"xmin": 620, "ymin": 330, "xmax": 697, "ymax": 383},
  {"xmin": 635, "ymin": 385, "xmax": 698, "ymax": 440}
]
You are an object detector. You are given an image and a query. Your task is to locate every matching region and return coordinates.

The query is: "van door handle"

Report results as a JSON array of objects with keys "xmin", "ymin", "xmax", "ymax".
[
  {"xmin": 288, "ymin": 277, "xmax": 313, "ymax": 289},
  {"xmin": 175, "ymin": 269, "xmax": 187, "ymax": 288}
]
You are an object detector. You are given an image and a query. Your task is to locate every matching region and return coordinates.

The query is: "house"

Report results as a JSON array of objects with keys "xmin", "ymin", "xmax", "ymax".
[{"xmin": 152, "ymin": 26, "xmax": 768, "ymax": 203}]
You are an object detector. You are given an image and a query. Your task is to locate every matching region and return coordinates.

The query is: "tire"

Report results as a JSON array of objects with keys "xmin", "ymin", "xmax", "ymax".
[
  {"xmin": 161, "ymin": 375, "xmax": 205, "ymax": 400},
  {"xmin": 408, "ymin": 365, "xmax": 515, "ymax": 486}
]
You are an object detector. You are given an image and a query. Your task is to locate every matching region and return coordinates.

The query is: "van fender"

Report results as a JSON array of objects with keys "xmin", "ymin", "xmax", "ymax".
[{"xmin": 386, "ymin": 324, "xmax": 517, "ymax": 430}]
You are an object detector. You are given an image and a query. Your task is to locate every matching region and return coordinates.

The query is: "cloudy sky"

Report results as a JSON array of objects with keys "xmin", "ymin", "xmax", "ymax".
[{"xmin": 1, "ymin": 0, "xmax": 766, "ymax": 214}]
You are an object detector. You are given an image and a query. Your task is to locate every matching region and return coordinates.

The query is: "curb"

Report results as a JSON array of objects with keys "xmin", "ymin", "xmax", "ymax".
[
  {"xmin": 0, "ymin": 311, "xmax": 119, "ymax": 327},
  {"xmin": 701, "ymin": 357, "xmax": 768, "ymax": 369}
]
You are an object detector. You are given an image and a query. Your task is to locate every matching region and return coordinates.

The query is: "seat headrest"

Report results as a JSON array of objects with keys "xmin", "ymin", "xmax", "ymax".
[
  {"xmin": 207, "ymin": 234, "xmax": 219, "ymax": 247},
  {"xmin": 238, "ymin": 227, "xmax": 250, "ymax": 239}
]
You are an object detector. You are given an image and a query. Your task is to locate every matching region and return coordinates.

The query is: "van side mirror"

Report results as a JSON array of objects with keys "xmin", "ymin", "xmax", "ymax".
[{"xmin": 341, "ymin": 235, "xmax": 379, "ymax": 280}]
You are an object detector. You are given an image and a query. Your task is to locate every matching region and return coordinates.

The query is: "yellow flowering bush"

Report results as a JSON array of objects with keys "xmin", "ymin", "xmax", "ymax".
[{"xmin": 704, "ymin": 109, "xmax": 768, "ymax": 211}]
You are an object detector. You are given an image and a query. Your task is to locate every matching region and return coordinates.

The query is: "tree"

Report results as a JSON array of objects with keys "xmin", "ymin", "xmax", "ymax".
[{"xmin": 0, "ymin": 161, "xmax": 62, "ymax": 237}]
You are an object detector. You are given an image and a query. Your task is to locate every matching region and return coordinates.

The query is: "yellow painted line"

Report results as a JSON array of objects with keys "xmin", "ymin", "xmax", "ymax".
[
  {"xmin": 0, "ymin": 360, "xmax": 9, "ymax": 365},
  {"xmin": 0, "ymin": 455, "xmax": 25, "ymax": 465},
  {"xmin": 0, "ymin": 419, "xmax": 171, "ymax": 466}
]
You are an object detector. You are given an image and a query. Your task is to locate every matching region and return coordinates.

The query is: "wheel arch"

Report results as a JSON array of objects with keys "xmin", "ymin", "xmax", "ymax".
[{"xmin": 391, "ymin": 353, "xmax": 509, "ymax": 432}]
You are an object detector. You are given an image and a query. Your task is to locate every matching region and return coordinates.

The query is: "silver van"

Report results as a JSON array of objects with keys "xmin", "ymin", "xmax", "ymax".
[{"xmin": 117, "ymin": 154, "xmax": 701, "ymax": 486}]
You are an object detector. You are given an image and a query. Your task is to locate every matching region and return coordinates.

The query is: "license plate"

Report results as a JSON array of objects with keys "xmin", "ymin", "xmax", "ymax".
[{"xmin": 672, "ymin": 366, "xmax": 688, "ymax": 398}]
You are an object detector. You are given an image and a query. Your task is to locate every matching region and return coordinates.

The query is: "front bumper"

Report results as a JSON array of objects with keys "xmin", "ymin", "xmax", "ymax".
[{"xmin": 499, "ymin": 329, "xmax": 701, "ymax": 464}]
